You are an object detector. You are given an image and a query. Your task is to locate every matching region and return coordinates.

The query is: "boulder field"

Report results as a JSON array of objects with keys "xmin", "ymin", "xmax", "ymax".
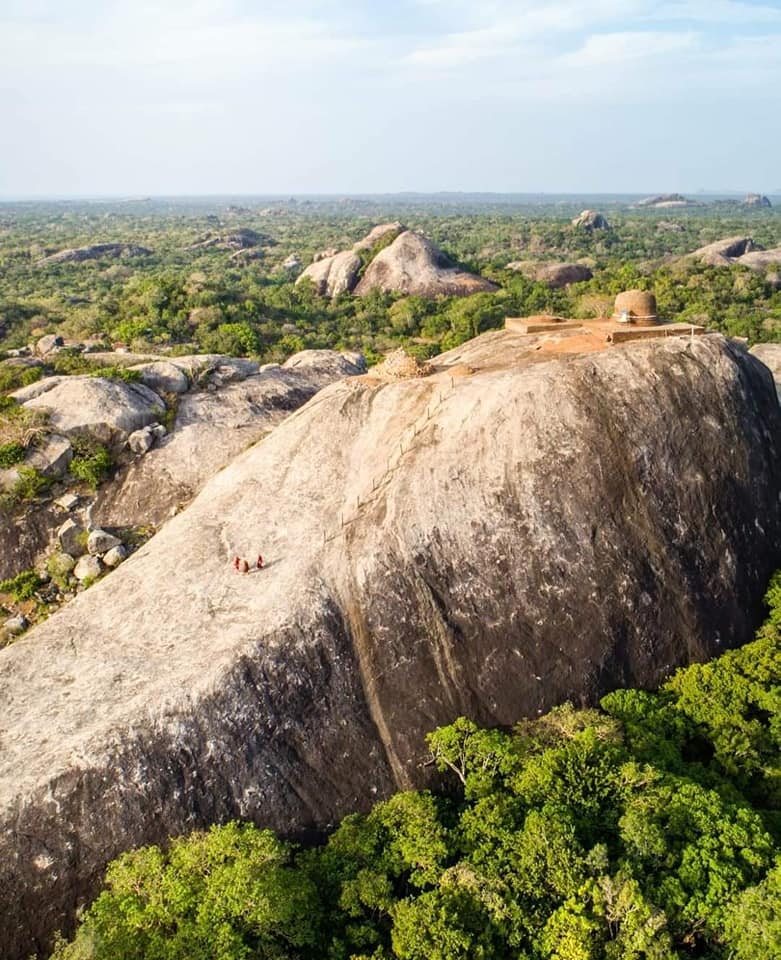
[{"xmin": 1, "ymin": 332, "xmax": 781, "ymax": 957}]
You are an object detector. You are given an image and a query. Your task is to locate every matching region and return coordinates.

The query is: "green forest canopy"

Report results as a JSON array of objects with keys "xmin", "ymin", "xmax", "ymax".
[
  {"xmin": 53, "ymin": 573, "xmax": 781, "ymax": 960},
  {"xmin": 2, "ymin": 200, "xmax": 781, "ymax": 366}
]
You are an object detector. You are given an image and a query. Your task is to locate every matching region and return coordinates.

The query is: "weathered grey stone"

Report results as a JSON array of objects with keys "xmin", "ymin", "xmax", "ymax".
[
  {"xmin": 354, "ymin": 231, "xmax": 498, "ymax": 299},
  {"xmin": 102, "ymin": 544, "xmax": 128, "ymax": 567},
  {"xmin": 2, "ymin": 615, "xmax": 28, "ymax": 637},
  {"xmin": 86, "ymin": 529, "xmax": 121, "ymax": 556},
  {"xmin": 1, "ymin": 332, "xmax": 780, "ymax": 959},
  {"xmin": 14, "ymin": 377, "xmax": 164, "ymax": 444},
  {"xmin": 73, "ymin": 555, "xmax": 102, "ymax": 581},
  {"xmin": 506, "ymin": 261, "xmax": 593, "ymax": 287},
  {"xmin": 94, "ymin": 349, "xmax": 365, "ymax": 528},
  {"xmin": 57, "ymin": 519, "xmax": 85, "ymax": 557},
  {"xmin": 54, "ymin": 493, "xmax": 80, "ymax": 511},
  {"xmin": 571, "ymin": 209, "xmax": 609, "ymax": 229},
  {"xmin": 130, "ymin": 361, "xmax": 189, "ymax": 395},
  {"xmin": 127, "ymin": 426, "xmax": 156, "ymax": 455},
  {"xmin": 297, "ymin": 249, "xmax": 362, "ymax": 297},
  {"xmin": 35, "ymin": 334, "xmax": 64, "ymax": 357},
  {"xmin": 150, "ymin": 423, "xmax": 167, "ymax": 440},
  {"xmin": 26, "ymin": 434, "xmax": 72, "ymax": 478}
]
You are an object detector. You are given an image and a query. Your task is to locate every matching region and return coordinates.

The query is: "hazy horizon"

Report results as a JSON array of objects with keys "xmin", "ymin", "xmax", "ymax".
[{"xmin": 2, "ymin": 1, "xmax": 781, "ymax": 197}]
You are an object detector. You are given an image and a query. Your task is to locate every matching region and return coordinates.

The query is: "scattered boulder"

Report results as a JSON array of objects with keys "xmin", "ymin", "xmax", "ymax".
[
  {"xmin": 13, "ymin": 377, "xmax": 165, "ymax": 445},
  {"xmin": 129, "ymin": 361, "xmax": 189, "ymax": 395},
  {"xmin": 102, "ymin": 545, "xmax": 128, "ymax": 568},
  {"xmin": 2, "ymin": 615, "xmax": 28, "ymax": 637},
  {"xmin": 73, "ymin": 554, "xmax": 101, "ymax": 582},
  {"xmin": 26, "ymin": 434, "xmax": 73, "ymax": 478},
  {"xmin": 57, "ymin": 519, "xmax": 85, "ymax": 557},
  {"xmin": 744, "ymin": 193, "xmax": 772, "ymax": 208},
  {"xmin": 86, "ymin": 529, "xmax": 122, "ymax": 557},
  {"xmin": 571, "ymin": 210, "xmax": 609, "ymax": 230},
  {"xmin": 54, "ymin": 493, "xmax": 79, "ymax": 512},
  {"xmin": 127, "ymin": 426, "xmax": 157, "ymax": 455},
  {"xmin": 282, "ymin": 254, "xmax": 302, "ymax": 270},
  {"xmin": 354, "ymin": 231, "xmax": 498, "ymax": 298},
  {"xmin": 506, "ymin": 261, "xmax": 593, "ymax": 287},
  {"xmin": 36, "ymin": 244, "xmax": 152, "ymax": 266},
  {"xmin": 35, "ymin": 334, "xmax": 64, "ymax": 357}
]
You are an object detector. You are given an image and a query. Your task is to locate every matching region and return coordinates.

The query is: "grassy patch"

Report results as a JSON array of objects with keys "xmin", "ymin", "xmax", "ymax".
[
  {"xmin": 69, "ymin": 437, "xmax": 113, "ymax": 489},
  {"xmin": 0, "ymin": 568, "xmax": 44, "ymax": 602}
]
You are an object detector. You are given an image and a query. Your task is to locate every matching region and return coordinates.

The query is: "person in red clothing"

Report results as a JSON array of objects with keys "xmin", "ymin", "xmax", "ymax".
[
  {"xmin": 257, "ymin": 555, "xmax": 264, "ymax": 570},
  {"xmin": 233, "ymin": 556, "xmax": 240, "ymax": 570}
]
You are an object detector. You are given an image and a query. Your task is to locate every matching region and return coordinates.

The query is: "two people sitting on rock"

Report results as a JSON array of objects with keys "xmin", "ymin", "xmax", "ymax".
[{"xmin": 233, "ymin": 555, "xmax": 263, "ymax": 573}]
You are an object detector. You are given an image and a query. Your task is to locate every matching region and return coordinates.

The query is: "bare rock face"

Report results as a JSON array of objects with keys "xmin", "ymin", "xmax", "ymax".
[
  {"xmin": 93, "ymin": 349, "xmax": 366, "ymax": 528},
  {"xmin": 506, "ymin": 261, "xmax": 593, "ymax": 287},
  {"xmin": 736, "ymin": 247, "xmax": 781, "ymax": 272},
  {"xmin": 688, "ymin": 236, "xmax": 756, "ymax": 267},
  {"xmin": 297, "ymin": 224, "xmax": 494, "ymax": 299},
  {"xmin": 1, "ymin": 332, "xmax": 780, "ymax": 958},
  {"xmin": 571, "ymin": 210, "xmax": 609, "ymax": 230},
  {"xmin": 354, "ymin": 231, "xmax": 498, "ymax": 298},
  {"xmin": 297, "ymin": 250, "xmax": 362, "ymax": 297},
  {"xmin": 750, "ymin": 343, "xmax": 781, "ymax": 399},
  {"xmin": 686, "ymin": 238, "xmax": 781, "ymax": 274},
  {"xmin": 12, "ymin": 377, "xmax": 164, "ymax": 445},
  {"xmin": 36, "ymin": 243, "xmax": 152, "ymax": 266}
]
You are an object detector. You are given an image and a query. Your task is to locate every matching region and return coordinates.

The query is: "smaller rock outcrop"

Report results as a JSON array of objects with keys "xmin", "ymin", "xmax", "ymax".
[
  {"xmin": 634, "ymin": 193, "xmax": 696, "ymax": 208},
  {"xmin": 744, "ymin": 193, "xmax": 772, "ymax": 208},
  {"xmin": 688, "ymin": 237, "xmax": 756, "ymax": 267},
  {"xmin": 571, "ymin": 210, "xmax": 609, "ymax": 230},
  {"xmin": 506, "ymin": 261, "xmax": 593, "ymax": 287},
  {"xmin": 685, "ymin": 238, "xmax": 781, "ymax": 274},
  {"xmin": 735, "ymin": 248, "xmax": 781, "ymax": 272},
  {"xmin": 12, "ymin": 377, "xmax": 164, "ymax": 446},
  {"xmin": 298, "ymin": 250, "xmax": 362, "ymax": 297},
  {"xmin": 37, "ymin": 244, "xmax": 152, "ymax": 266}
]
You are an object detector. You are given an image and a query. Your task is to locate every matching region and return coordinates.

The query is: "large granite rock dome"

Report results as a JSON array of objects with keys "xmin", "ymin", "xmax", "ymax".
[
  {"xmin": 1, "ymin": 332, "xmax": 780, "ymax": 957},
  {"xmin": 297, "ymin": 225, "xmax": 497, "ymax": 299},
  {"xmin": 354, "ymin": 231, "xmax": 498, "ymax": 298}
]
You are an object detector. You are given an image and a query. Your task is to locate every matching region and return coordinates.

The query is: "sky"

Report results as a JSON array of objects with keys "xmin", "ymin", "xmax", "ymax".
[{"xmin": 1, "ymin": 0, "xmax": 780, "ymax": 196}]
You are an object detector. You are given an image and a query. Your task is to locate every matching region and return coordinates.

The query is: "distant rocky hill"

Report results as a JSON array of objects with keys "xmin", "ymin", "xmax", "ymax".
[
  {"xmin": 36, "ymin": 243, "xmax": 152, "ymax": 265},
  {"xmin": 506, "ymin": 260, "xmax": 593, "ymax": 287},
  {"xmin": 1, "ymin": 331, "xmax": 780, "ymax": 958},
  {"xmin": 686, "ymin": 236, "xmax": 781, "ymax": 274},
  {"xmin": 297, "ymin": 224, "xmax": 497, "ymax": 298},
  {"xmin": 633, "ymin": 193, "xmax": 697, "ymax": 208}
]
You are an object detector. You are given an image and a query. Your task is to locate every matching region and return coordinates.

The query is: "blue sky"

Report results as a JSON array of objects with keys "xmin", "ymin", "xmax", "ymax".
[{"xmin": 1, "ymin": 0, "xmax": 780, "ymax": 195}]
